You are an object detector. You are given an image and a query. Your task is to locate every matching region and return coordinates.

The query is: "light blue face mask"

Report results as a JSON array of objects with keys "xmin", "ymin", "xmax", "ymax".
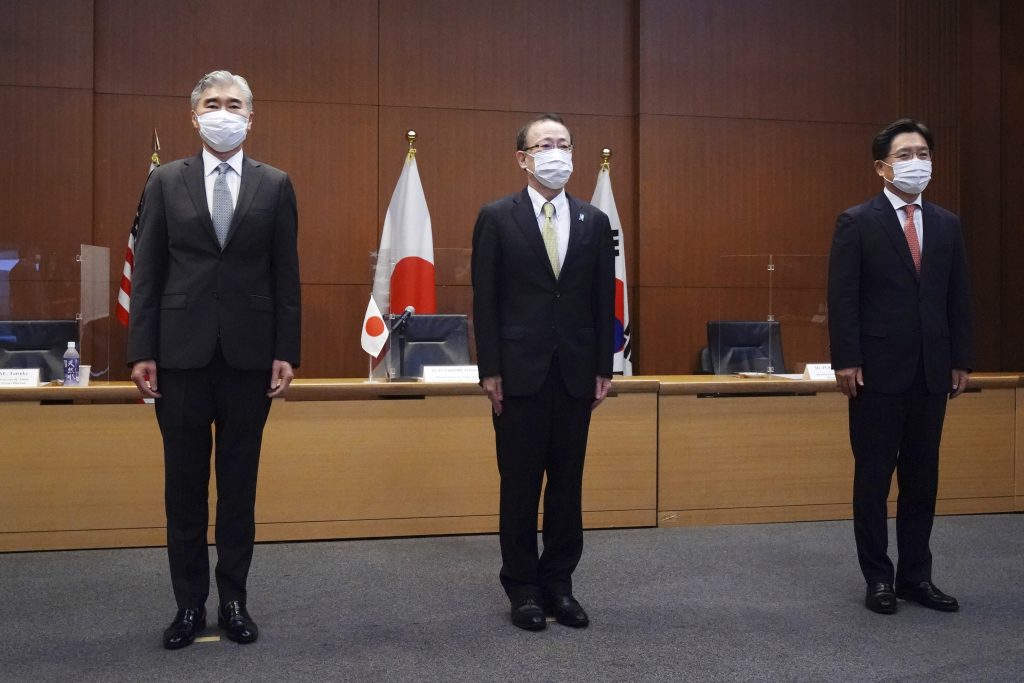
[
  {"xmin": 885, "ymin": 158, "xmax": 932, "ymax": 195},
  {"xmin": 197, "ymin": 110, "xmax": 249, "ymax": 153},
  {"xmin": 528, "ymin": 148, "xmax": 573, "ymax": 189}
]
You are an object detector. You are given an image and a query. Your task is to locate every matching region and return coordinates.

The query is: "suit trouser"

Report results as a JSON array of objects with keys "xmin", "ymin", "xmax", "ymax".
[
  {"xmin": 848, "ymin": 363, "xmax": 948, "ymax": 586},
  {"xmin": 493, "ymin": 356, "xmax": 593, "ymax": 601},
  {"xmin": 155, "ymin": 349, "xmax": 272, "ymax": 609}
]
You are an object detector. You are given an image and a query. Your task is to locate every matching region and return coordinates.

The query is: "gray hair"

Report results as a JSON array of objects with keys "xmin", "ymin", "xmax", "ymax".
[{"xmin": 190, "ymin": 70, "xmax": 254, "ymax": 111}]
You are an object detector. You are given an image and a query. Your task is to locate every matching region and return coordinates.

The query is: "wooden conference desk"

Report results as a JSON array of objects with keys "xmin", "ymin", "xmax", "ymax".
[
  {"xmin": 656, "ymin": 373, "xmax": 1021, "ymax": 527},
  {"xmin": 0, "ymin": 374, "xmax": 1019, "ymax": 552},
  {"xmin": 0, "ymin": 378, "xmax": 658, "ymax": 552}
]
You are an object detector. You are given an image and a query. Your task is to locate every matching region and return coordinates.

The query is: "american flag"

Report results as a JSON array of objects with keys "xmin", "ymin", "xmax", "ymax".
[{"xmin": 116, "ymin": 130, "xmax": 161, "ymax": 327}]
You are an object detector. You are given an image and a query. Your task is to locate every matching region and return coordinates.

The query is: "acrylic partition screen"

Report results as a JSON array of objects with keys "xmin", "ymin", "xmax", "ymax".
[
  {"xmin": 365, "ymin": 247, "xmax": 473, "ymax": 381},
  {"xmin": 709, "ymin": 254, "xmax": 829, "ymax": 376},
  {"xmin": 0, "ymin": 243, "xmax": 111, "ymax": 384}
]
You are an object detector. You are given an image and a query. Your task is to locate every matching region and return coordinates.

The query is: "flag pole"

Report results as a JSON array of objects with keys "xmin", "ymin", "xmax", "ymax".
[
  {"xmin": 151, "ymin": 128, "xmax": 161, "ymax": 166},
  {"xmin": 600, "ymin": 147, "xmax": 611, "ymax": 171}
]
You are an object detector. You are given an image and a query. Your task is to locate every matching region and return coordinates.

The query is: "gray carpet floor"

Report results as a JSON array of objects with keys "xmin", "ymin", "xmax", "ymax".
[{"xmin": 1, "ymin": 514, "xmax": 1021, "ymax": 682}]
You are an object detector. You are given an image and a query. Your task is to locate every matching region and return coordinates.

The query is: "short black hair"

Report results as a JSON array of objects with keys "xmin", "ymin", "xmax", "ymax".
[
  {"xmin": 872, "ymin": 118, "xmax": 934, "ymax": 161},
  {"xmin": 516, "ymin": 113, "xmax": 571, "ymax": 151}
]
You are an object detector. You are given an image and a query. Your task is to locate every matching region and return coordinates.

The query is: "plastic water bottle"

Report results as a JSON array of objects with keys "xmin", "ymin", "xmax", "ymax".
[{"xmin": 63, "ymin": 341, "xmax": 80, "ymax": 386}]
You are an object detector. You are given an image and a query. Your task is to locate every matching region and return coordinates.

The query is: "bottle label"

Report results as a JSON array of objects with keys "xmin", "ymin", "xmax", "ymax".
[{"xmin": 64, "ymin": 358, "xmax": 80, "ymax": 385}]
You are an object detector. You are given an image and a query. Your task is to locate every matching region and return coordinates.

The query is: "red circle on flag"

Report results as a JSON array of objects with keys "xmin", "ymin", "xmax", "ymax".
[{"xmin": 365, "ymin": 317, "xmax": 386, "ymax": 337}]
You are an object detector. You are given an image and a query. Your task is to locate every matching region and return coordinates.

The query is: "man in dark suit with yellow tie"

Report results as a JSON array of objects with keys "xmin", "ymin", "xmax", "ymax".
[
  {"xmin": 128, "ymin": 70, "xmax": 301, "ymax": 648},
  {"xmin": 472, "ymin": 114, "xmax": 615, "ymax": 631},
  {"xmin": 828, "ymin": 118, "xmax": 971, "ymax": 615}
]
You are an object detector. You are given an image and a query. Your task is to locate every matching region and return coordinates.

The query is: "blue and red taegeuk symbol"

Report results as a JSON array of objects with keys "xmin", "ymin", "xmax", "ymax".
[{"xmin": 614, "ymin": 278, "xmax": 626, "ymax": 352}]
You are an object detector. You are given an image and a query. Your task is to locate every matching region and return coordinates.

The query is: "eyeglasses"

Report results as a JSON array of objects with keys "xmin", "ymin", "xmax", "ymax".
[
  {"xmin": 887, "ymin": 150, "xmax": 931, "ymax": 162},
  {"xmin": 525, "ymin": 142, "xmax": 573, "ymax": 153}
]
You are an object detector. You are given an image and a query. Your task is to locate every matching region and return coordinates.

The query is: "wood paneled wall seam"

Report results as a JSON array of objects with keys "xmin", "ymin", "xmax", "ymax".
[{"xmin": 0, "ymin": 0, "xmax": 1014, "ymax": 378}]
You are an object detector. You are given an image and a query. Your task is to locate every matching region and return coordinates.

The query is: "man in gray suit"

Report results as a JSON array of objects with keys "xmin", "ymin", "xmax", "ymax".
[{"xmin": 128, "ymin": 70, "xmax": 301, "ymax": 649}]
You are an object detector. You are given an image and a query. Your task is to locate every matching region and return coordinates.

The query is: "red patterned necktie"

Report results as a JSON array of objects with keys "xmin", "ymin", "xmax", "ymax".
[{"xmin": 903, "ymin": 204, "xmax": 921, "ymax": 274}]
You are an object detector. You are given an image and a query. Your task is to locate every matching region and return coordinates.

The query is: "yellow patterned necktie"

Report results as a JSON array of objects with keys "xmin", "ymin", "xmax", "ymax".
[{"xmin": 542, "ymin": 201, "xmax": 560, "ymax": 277}]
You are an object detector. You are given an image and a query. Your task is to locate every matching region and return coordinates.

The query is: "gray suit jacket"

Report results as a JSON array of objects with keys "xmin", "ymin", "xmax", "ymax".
[{"xmin": 127, "ymin": 153, "xmax": 301, "ymax": 370}]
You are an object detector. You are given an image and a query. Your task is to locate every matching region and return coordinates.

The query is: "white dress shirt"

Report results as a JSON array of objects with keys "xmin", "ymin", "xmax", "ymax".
[
  {"xmin": 883, "ymin": 186, "xmax": 924, "ymax": 251},
  {"xmin": 202, "ymin": 148, "xmax": 243, "ymax": 213},
  {"xmin": 526, "ymin": 185, "xmax": 570, "ymax": 266}
]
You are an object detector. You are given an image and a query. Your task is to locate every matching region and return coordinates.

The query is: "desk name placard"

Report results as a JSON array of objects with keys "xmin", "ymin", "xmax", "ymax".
[
  {"xmin": 0, "ymin": 368, "xmax": 41, "ymax": 387},
  {"xmin": 421, "ymin": 365, "xmax": 479, "ymax": 383},
  {"xmin": 803, "ymin": 363, "xmax": 835, "ymax": 380}
]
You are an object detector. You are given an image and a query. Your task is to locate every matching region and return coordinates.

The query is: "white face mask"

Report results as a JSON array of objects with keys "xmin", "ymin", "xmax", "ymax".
[
  {"xmin": 528, "ymin": 148, "xmax": 573, "ymax": 189},
  {"xmin": 196, "ymin": 110, "xmax": 249, "ymax": 153},
  {"xmin": 885, "ymin": 158, "xmax": 932, "ymax": 195}
]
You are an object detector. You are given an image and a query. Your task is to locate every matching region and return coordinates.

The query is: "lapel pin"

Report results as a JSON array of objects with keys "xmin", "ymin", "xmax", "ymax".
[{"xmin": 578, "ymin": 212, "xmax": 584, "ymax": 222}]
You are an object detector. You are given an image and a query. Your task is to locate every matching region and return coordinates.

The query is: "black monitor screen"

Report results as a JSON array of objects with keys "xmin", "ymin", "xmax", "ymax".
[
  {"xmin": 390, "ymin": 314, "xmax": 470, "ymax": 378},
  {"xmin": 0, "ymin": 320, "xmax": 79, "ymax": 382}
]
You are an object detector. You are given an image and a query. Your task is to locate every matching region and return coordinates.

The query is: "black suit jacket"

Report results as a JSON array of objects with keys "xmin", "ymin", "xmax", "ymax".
[
  {"xmin": 472, "ymin": 188, "xmax": 615, "ymax": 398},
  {"xmin": 827, "ymin": 192, "xmax": 971, "ymax": 394},
  {"xmin": 127, "ymin": 153, "xmax": 301, "ymax": 370}
]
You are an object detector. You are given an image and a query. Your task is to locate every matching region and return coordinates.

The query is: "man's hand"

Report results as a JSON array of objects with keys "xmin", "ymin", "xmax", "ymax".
[
  {"xmin": 835, "ymin": 366, "xmax": 863, "ymax": 398},
  {"xmin": 267, "ymin": 360, "xmax": 295, "ymax": 398},
  {"xmin": 592, "ymin": 375, "xmax": 612, "ymax": 410},
  {"xmin": 482, "ymin": 375, "xmax": 503, "ymax": 416},
  {"xmin": 950, "ymin": 369, "xmax": 969, "ymax": 399},
  {"xmin": 130, "ymin": 360, "xmax": 161, "ymax": 398}
]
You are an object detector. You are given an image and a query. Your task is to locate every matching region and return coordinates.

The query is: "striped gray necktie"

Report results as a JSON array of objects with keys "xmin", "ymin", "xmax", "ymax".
[{"xmin": 212, "ymin": 162, "xmax": 233, "ymax": 247}]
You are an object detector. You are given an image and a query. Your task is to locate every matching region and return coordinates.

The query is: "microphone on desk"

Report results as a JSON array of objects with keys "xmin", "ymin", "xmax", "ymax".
[{"xmin": 392, "ymin": 305, "xmax": 415, "ymax": 331}]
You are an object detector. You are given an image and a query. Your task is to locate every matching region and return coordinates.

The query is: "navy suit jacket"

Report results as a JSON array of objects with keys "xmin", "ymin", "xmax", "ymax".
[
  {"xmin": 827, "ymin": 192, "xmax": 971, "ymax": 394},
  {"xmin": 127, "ymin": 153, "xmax": 301, "ymax": 371},
  {"xmin": 472, "ymin": 188, "xmax": 615, "ymax": 398}
]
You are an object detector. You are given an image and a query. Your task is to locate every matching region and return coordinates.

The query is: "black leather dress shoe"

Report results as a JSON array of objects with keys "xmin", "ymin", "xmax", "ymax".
[
  {"xmin": 864, "ymin": 583, "xmax": 897, "ymax": 614},
  {"xmin": 895, "ymin": 581, "xmax": 959, "ymax": 612},
  {"xmin": 510, "ymin": 597, "xmax": 546, "ymax": 631},
  {"xmin": 218, "ymin": 600, "xmax": 259, "ymax": 643},
  {"xmin": 163, "ymin": 606, "xmax": 206, "ymax": 649},
  {"xmin": 545, "ymin": 594, "xmax": 589, "ymax": 628}
]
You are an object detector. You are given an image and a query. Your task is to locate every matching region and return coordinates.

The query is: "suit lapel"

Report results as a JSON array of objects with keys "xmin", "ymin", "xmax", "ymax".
[
  {"xmin": 562, "ymin": 194, "xmax": 586, "ymax": 274},
  {"xmin": 181, "ymin": 154, "xmax": 221, "ymax": 248},
  {"xmin": 871, "ymin": 193, "xmax": 919, "ymax": 281},
  {"xmin": 225, "ymin": 157, "xmax": 264, "ymax": 248},
  {"xmin": 919, "ymin": 201, "xmax": 941, "ymax": 281},
  {"xmin": 511, "ymin": 189, "xmax": 558, "ymax": 280}
]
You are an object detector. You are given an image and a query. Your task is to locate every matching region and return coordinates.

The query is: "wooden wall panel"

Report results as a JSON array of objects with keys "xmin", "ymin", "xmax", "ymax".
[
  {"xmin": 958, "ymin": 0, "xmax": 1001, "ymax": 371},
  {"xmin": 244, "ymin": 102, "xmax": 379, "ymax": 285},
  {"xmin": 1001, "ymin": 0, "xmax": 1024, "ymax": 371},
  {"xmin": 0, "ymin": 87, "xmax": 94, "ymax": 253},
  {"xmin": 638, "ymin": 116, "xmax": 882, "ymax": 288},
  {"xmin": 903, "ymin": 0, "xmax": 960, "ymax": 128},
  {"xmin": 94, "ymin": 0, "xmax": 378, "ymax": 104},
  {"xmin": 639, "ymin": 0, "xmax": 899, "ymax": 121},
  {"xmin": 380, "ymin": 0, "xmax": 634, "ymax": 115},
  {"xmin": 0, "ymin": 0, "xmax": 93, "ymax": 88}
]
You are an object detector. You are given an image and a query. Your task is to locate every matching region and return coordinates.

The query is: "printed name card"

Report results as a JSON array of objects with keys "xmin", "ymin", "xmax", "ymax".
[
  {"xmin": 803, "ymin": 363, "xmax": 835, "ymax": 380},
  {"xmin": 421, "ymin": 365, "xmax": 480, "ymax": 383},
  {"xmin": 0, "ymin": 368, "xmax": 41, "ymax": 387}
]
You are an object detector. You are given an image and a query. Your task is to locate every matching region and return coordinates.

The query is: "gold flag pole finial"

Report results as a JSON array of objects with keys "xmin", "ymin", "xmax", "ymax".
[
  {"xmin": 600, "ymin": 147, "xmax": 612, "ymax": 171},
  {"xmin": 406, "ymin": 130, "xmax": 417, "ymax": 160},
  {"xmin": 151, "ymin": 128, "xmax": 162, "ymax": 166}
]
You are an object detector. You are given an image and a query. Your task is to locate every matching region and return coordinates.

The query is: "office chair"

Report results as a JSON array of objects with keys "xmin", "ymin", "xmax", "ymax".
[{"xmin": 706, "ymin": 320, "xmax": 786, "ymax": 374}]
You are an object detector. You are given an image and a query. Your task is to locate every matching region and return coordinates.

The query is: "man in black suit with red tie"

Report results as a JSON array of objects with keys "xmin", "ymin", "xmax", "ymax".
[
  {"xmin": 828, "ymin": 118, "xmax": 971, "ymax": 615},
  {"xmin": 472, "ymin": 114, "xmax": 615, "ymax": 631},
  {"xmin": 128, "ymin": 70, "xmax": 301, "ymax": 648}
]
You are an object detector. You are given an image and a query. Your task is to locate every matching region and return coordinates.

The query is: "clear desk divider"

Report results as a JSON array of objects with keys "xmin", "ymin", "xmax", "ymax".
[{"xmin": 712, "ymin": 254, "xmax": 828, "ymax": 378}]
